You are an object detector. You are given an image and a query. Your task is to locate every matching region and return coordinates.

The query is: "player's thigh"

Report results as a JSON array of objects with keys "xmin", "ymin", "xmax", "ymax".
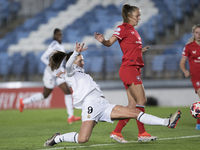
[
  {"xmin": 197, "ymin": 88, "xmax": 200, "ymax": 98},
  {"xmin": 128, "ymin": 83, "xmax": 146, "ymax": 105},
  {"xmin": 58, "ymin": 81, "xmax": 71, "ymax": 94},
  {"xmin": 78, "ymin": 120, "xmax": 97, "ymax": 143},
  {"xmin": 42, "ymin": 86, "xmax": 53, "ymax": 98},
  {"xmin": 110, "ymin": 105, "xmax": 140, "ymax": 120}
]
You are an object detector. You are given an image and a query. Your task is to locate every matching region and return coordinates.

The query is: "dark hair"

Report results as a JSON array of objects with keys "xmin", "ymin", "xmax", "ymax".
[
  {"xmin": 53, "ymin": 28, "xmax": 61, "ymax": 40},
  {"xmin": 49, "ymin": 51, "xmax": 81, "ymax": 71},
  {"xmin": 122, "ymin": 3, "xmax": 138, "ymax": 23},
  {"xmin": 49, "ymin": 51, "xmax": 67, "ymax": 71}
]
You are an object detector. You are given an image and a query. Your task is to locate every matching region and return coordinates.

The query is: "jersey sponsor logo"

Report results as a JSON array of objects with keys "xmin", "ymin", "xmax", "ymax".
[
  {"xmin": 198, "ymin": 57, "xmax": 200, "ymax": 59},
  {"xmin": 196, "ymin": 81, "xmax": 200, "ymax": 87},
  {"xmin": 192, "ymin": 50, "xmax": 196, "ymax": 54},
  {"xmin": 131, "ymin": 31, "xmax": 135, "ymax": 34},
  {"xmin": 136, "ymin": 76, "xmax": 141, "ymax": 82}
]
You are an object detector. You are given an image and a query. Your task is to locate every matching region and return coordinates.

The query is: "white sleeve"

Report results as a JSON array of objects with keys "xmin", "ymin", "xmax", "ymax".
[
  {"xmin": 66, "ymin": 50, "xmax": 80, "ymax": 76},
  {"xmin": 40, "ymin": 47, "xmax": 52, "ymax": 65}
]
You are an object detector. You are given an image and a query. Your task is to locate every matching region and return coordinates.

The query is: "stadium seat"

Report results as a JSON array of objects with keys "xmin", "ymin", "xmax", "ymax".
[
  {"xmin": 26, "ymin": 52, "xmax": 38, "ymax": 75},
  {"xmin": 37, "ymin": 51, "xmax": 46, "ymax": 74},
  {"xmin": 11, "ymin": 52, "xmax": 26, "ymax": 80},
  {"xmin": 152, "ymin": 55, "xmax": 165, "ymax": 72},
  {"xmin": 0, "ymin": 52, "xmax": 12, "ymax": 81}
]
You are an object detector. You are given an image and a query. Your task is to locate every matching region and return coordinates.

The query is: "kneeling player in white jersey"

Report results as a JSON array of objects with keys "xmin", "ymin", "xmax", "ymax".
[
  {"xmin": 44, "ymin": 42, "xmax": 181, "ymax": 146},
  {"xmin": 19, "ymin": 28, "xmax": 81, "ymax": 124}
]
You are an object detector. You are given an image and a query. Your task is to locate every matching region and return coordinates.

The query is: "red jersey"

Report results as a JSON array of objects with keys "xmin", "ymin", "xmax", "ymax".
[
  {"xmin": 182, "ymin": 41, "xmax": 200, "ymax": 79},
  {"xmin": 113, "ymin": 23, "xmax": 144, "ymax": 67}
]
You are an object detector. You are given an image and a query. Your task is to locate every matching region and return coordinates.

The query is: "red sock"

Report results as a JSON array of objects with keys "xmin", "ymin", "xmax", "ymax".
[
  {"xmin": 113, "ymin": 119, "xmax": 130, "ymax": 133},
  {"xmin": 136, "ymin": 106, "xmax": 146, "ymax": 134},
  {"xmin": 197, "ymin": 119, "xmax": 200, "ymax": 124}
]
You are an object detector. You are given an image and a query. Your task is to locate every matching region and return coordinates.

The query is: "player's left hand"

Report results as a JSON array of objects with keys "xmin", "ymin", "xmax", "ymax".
[
  {"xmin": 141, "ymin": 46, "xmax": 149, "ymax": 52},
  {"xmin": 56, "ymin": 70, "xmax": 66, "ymax": 78}
]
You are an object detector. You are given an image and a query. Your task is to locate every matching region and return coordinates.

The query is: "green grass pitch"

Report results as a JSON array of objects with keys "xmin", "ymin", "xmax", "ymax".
[{"xmin": 0, "ymin": 107, "xmax": 199, "ymax": 150}]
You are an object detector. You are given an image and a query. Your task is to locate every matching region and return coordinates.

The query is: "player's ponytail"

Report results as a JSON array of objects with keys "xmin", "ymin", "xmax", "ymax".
[{"xmin": 49, "ymin": 51, "xmax": 67, "ymax": 71}]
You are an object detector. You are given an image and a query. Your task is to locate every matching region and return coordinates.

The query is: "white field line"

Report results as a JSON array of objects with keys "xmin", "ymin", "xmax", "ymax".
[{"xmin": 39, "ymin": 135, "xmax": 200, "ymax": 150}]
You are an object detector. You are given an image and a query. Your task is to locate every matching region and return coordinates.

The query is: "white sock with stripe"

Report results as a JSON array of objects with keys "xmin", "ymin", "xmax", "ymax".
[
  {"xmin": 137, "ymin": 112, "xmax": 169, "ymax": 126},
  {"xmin": 23, "ymin": 93, "xmax": 44, "ymax": 104},
  {"xmin": 55, "ymin": 132, "xmax": 79, "ymax": 143}
]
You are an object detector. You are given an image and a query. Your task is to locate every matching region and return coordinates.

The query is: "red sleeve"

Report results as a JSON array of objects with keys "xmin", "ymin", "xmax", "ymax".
[
  {"xmin": 182, "ymin": 45, "xmax": 189, "ymax": 58},
  {"xmin": 112, "ymin": 25, "xmax": 126, "ymax": 40}
]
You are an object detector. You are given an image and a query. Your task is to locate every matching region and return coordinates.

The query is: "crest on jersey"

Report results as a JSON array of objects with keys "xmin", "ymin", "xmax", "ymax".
[
  {"xmin": 87, "ymin": 114, "xmax": 91, "ymax": 119},
  {"xmin": 136, "ymin": 76, "xmax": 141, "ymax": 82},
  {"xmin": 115, "ymin": 27, "xmax": 121, "ymax": 32}
]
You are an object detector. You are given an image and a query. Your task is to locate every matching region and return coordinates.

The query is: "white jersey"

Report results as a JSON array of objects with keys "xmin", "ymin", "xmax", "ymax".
[
  {"xmin": 41, "ymin": 40, "xmax": 65, "ymax": 72},
  {"xmin": 65, "ymin": 51, "xmax": 104, "ymax": 109}
]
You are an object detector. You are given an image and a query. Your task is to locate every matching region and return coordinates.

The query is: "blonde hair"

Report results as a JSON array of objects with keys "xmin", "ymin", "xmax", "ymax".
[{"xmin": 187, "ymin": 24, "xmax": 200, "ymax": 44}]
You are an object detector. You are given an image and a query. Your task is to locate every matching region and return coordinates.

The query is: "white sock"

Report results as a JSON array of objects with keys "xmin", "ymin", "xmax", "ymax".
[
  {"xmin": 23, "ymin": 93, "xmax": 44, "ymax": 104},
  {"xmin": 64, "ymin": 95, "xmax": 74, "ymax": 118},
  {"xmin": 137, "ymin": 112, "xmax": 169, "ymax": 126},
  {"xmin": 55, "ymin": 132, "xmax": 79, "ymax": 143}
]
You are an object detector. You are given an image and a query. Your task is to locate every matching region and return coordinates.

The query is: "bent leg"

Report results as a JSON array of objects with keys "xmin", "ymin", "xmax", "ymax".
[
  {"xmin": 54, "ymin": 120, "xmax": 96, "ymax": 144},
  {"xmin": 23, "ymin": 86, "xmax": 52, "ymax": 104}
]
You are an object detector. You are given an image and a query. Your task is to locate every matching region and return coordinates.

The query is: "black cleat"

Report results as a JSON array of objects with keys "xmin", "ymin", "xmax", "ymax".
[
  {"xmin": 167, "ymin": 109, "xmax": 181, "ymax": 129},
  {"xmin": 44, "ymin": 132, "xmax": 60, "ymax": 147}
]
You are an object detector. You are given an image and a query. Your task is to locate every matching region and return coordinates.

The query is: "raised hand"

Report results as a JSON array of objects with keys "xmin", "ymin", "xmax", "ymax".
[
  {"xmin": 75, "ymin": 42, "xmax": 88, "ymax": 52},
  {"xmin": 94, "ymin": 32, "xmax": 105, "ymax": 43}
]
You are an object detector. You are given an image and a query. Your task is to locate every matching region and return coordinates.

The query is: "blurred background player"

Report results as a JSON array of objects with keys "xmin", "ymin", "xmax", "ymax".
[
  {"xmin": 180, "ymin": 24, "xmax": 200, "ymax": 130},
  {"xmin": 94, "ymin": 4, "xmax": 156, "ymax": 142},
  {"xmin": 43, "ymin": 42, "xmax": 181, "ymax": 146},
  {"xmin": 19, "ymin": 28, "xmax": 81, "ymax": 124}
]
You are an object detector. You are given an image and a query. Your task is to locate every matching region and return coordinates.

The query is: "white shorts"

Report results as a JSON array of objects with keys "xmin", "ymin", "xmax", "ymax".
[
  {"xmin": 81, "ymin": 93, "xmax": 116, "ymax": 123},
  {"xmin": 43, "ymin": 66, "xmax": 66, "ymax": 89}
]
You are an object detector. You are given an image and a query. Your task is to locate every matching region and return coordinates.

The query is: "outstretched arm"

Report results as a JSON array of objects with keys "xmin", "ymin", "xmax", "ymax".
[
  {"xmin": 66, "ymin": 42, "xmax": 88, "ymax": 74},
  {"xmin": 94, "ymin": 32, "xmax": 117, "ymax": 47}
]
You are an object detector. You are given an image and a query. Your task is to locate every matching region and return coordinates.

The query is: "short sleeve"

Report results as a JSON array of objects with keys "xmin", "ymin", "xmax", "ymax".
[
  {"xmin": 182, "ymin": 46, "xmax": 189, "ymax": 58},
  {"xmin": 112, "ymin": 26, "xmax": 126, "ymax": 40}
]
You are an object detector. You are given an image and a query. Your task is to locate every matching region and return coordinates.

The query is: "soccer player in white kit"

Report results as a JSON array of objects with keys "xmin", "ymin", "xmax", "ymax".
[
  {"xmin": 43, "ymin": 42, "xmax": 181, "ymax": 146},
  {"xmin": 19, "ymin": 28, "xmax": 81, "ymax": 124}
]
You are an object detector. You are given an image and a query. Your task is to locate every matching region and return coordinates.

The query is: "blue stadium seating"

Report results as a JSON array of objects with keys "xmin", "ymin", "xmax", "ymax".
[
  {"xmin": 26, "ymin": 52, "xmax": 38, "ymax": 75},
  {"xmin": 37, "ymin": 52, "xmax": 46, "ymax": 74},
  {"xmin": 0, "ymin": 52, "xmax": 12, "ymax": 81},
  {"xmin": 152, "ymin": 55, "xmax": 165, "ymax": 72},
  {"xmin": 11, "ymin": 53, "xmax": 26, "ymax": 76}
]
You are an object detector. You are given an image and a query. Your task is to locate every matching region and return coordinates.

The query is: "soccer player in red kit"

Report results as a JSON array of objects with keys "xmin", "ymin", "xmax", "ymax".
[
  {"xmin": 180, "ymin": 24, "xmax": 200, "ymax": 130},
  {"xmin": 94, "ymin": 3, "xmax": 156, "ymax": 142}
]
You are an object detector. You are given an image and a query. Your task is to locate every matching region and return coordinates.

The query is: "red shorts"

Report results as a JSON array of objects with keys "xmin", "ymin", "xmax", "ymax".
[
  {"xmin": 119, "ymin": 65, "xmax": 143, "ymax": 89},
  {"xmin": 191, "ymin": 78, "xmax": 200, "ymax": 93}
]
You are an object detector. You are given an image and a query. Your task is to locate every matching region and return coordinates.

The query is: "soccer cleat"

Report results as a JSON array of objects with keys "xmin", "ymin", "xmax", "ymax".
[
  {"xmin": 138, "ymin": 132, "xmax": 157, "ymax": 142},
  {"xmin": 44, "ymin": 132, "xmax": 60, "ymax": 147},
  {"xmin": 19, "ymin": 99, "xmax": 24, "ymax": 112},
  {"xmin": 67, "ymin": 116, "xmax": 81, "ymax": 124},
  {"xmin": 167, "ymin": 109, "xmax": 181, "ymax": 128},
  {"xmin": 110, "ymin": 131, "xmax": 128, "ymax": 143},
  {"xmin": 196, "ymin": 124, "xmax": 200, "ymax": 130}
]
